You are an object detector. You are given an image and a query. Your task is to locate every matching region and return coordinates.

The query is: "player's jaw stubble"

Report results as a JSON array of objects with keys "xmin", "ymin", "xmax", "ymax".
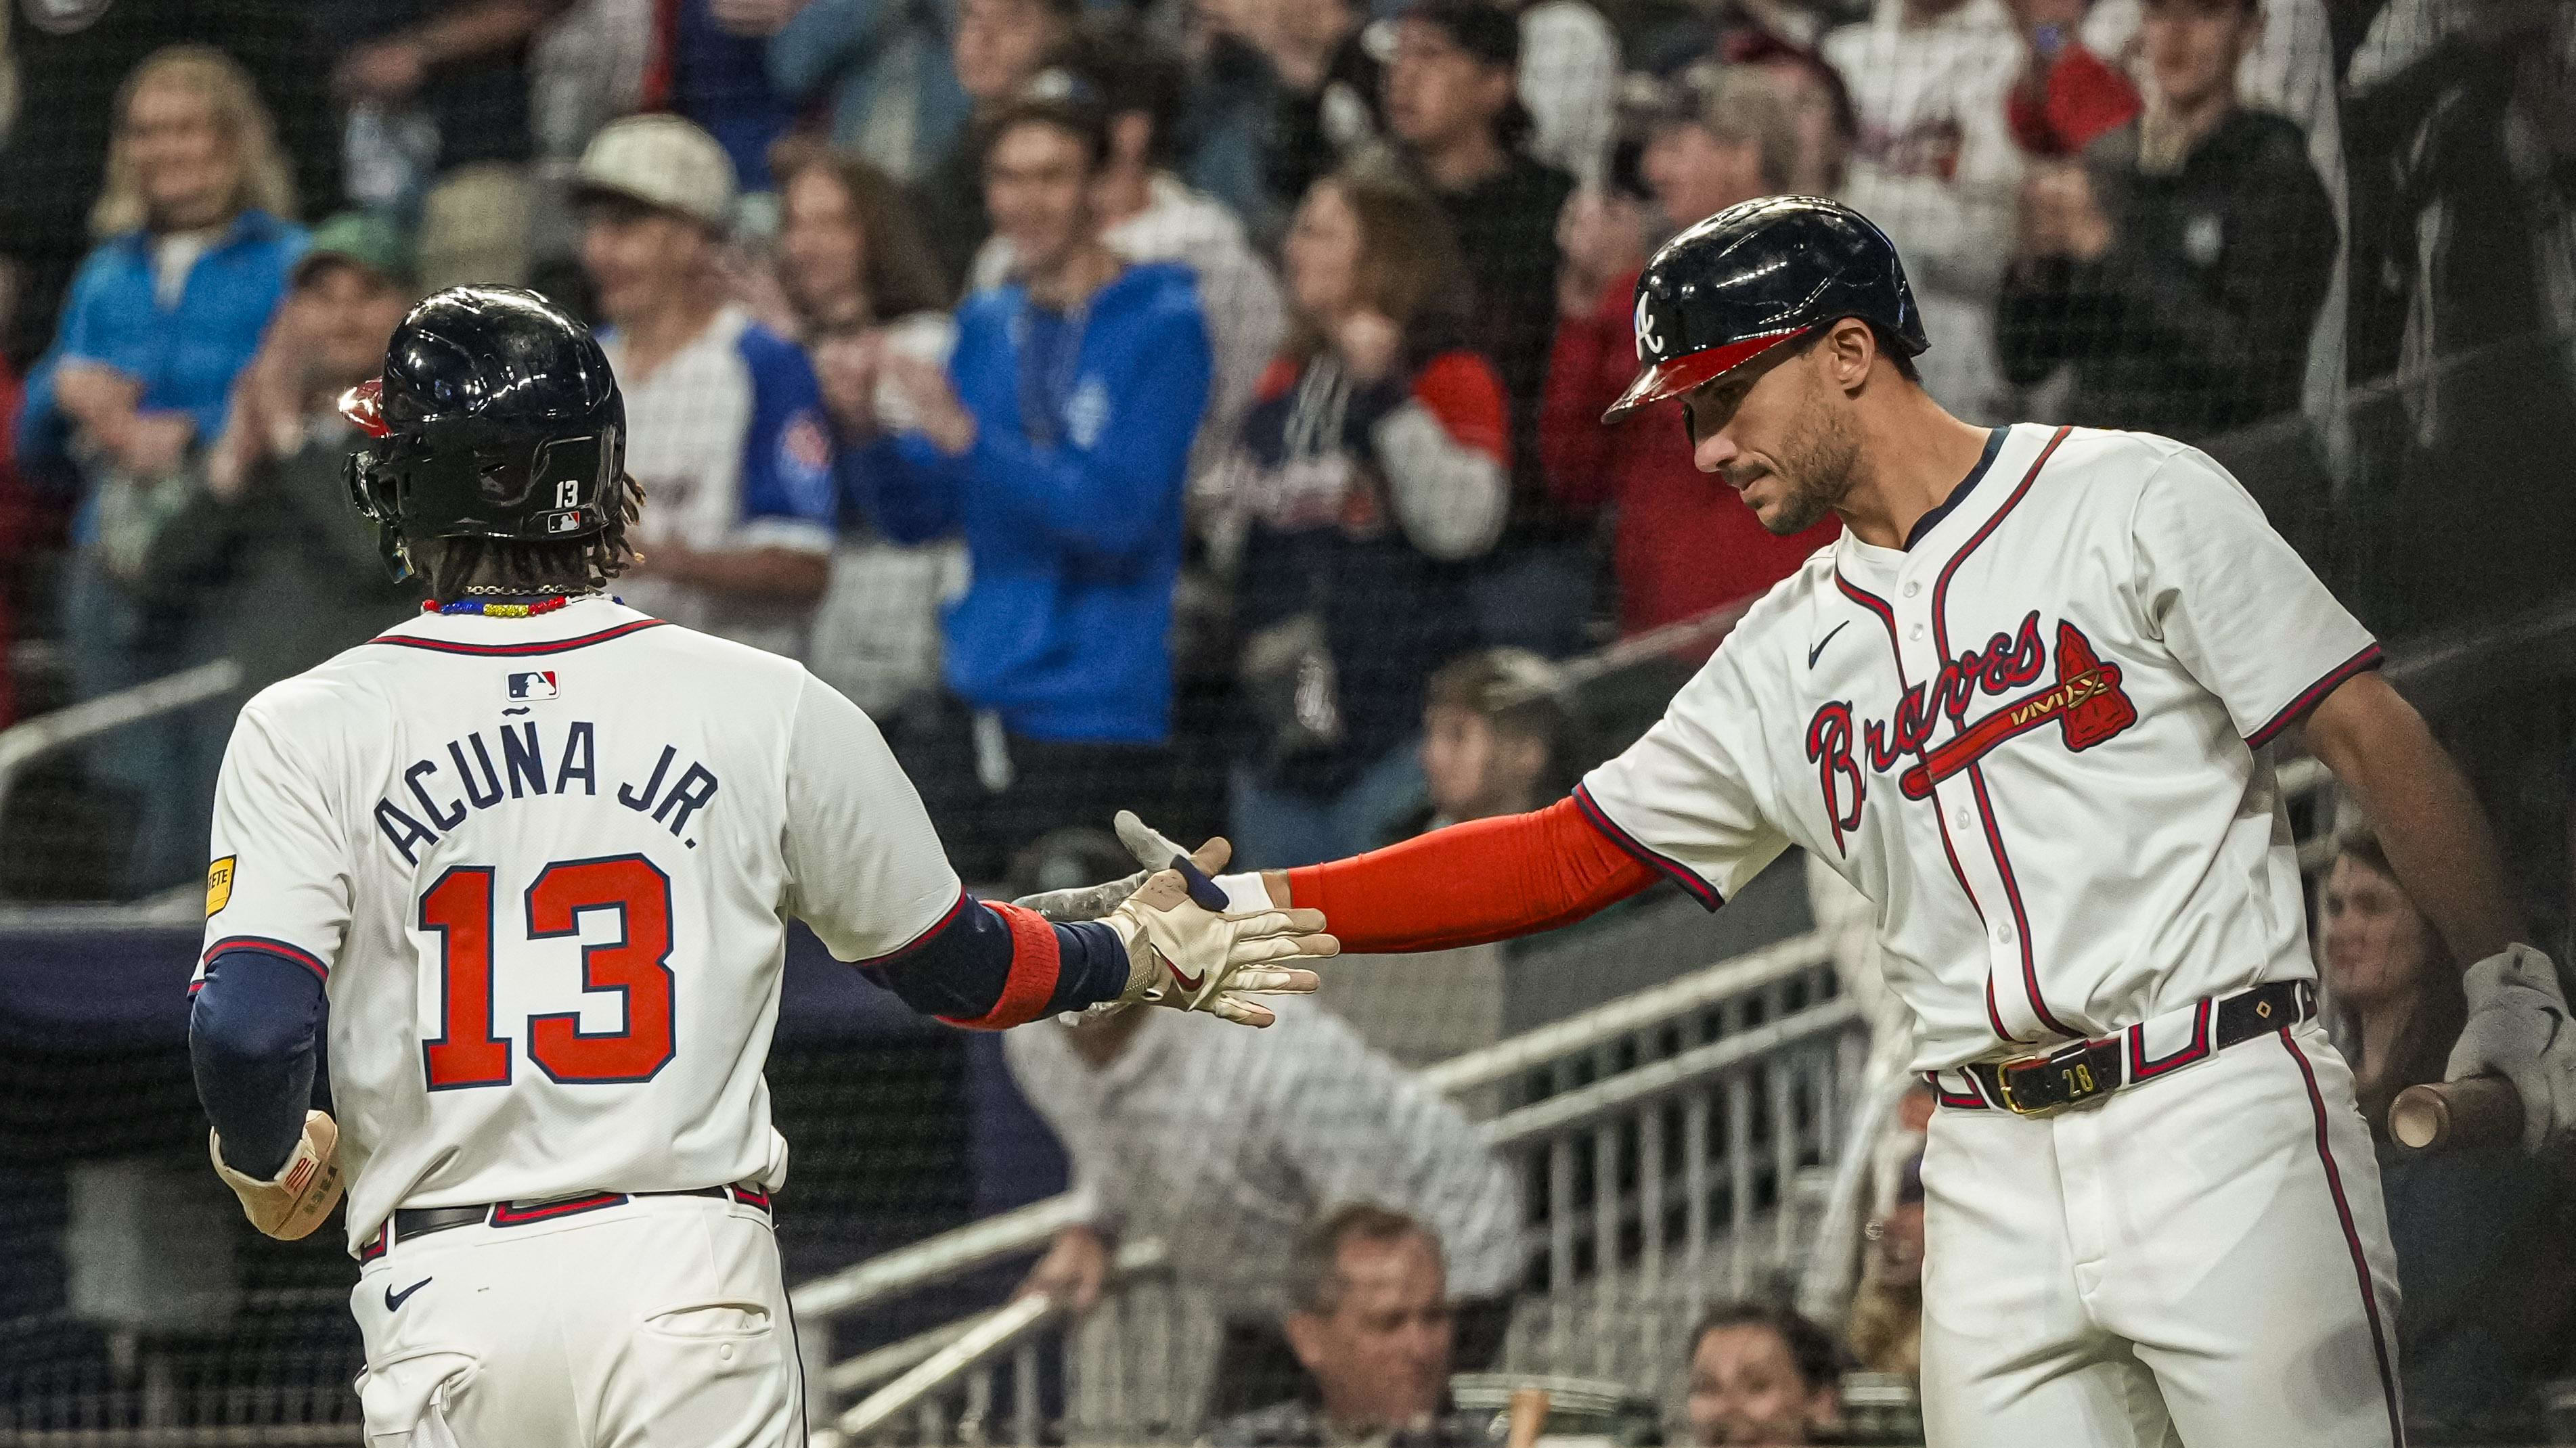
[{"xmin": 1744, "ymin": 384, "xmax": 1863, "ymax": 537}]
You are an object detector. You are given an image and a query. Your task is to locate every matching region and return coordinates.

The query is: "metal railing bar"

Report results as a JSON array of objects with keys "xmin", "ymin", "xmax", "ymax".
[
  {"xmin": 825, "ymin": 1311, "xmax": 1004, "ymax": 1395},
  {"xmin": 1421, "ymin": 932, "xmax": 1835, "ymax": 1095},
  {"xmin": 791, "ymin": 1194, "xmax": 1090, "ymax": 1321},
  {"xmin": 1478, "ymin": 1000, "xmax": 1864, "ymax": 1148},
  {"xmin": 0, "ymin": 659, "xmax": 242, "ymax": 832},
  {"xmin": 836, "ymin": 1238, "xmax": 1167, "ymax": 1441}
]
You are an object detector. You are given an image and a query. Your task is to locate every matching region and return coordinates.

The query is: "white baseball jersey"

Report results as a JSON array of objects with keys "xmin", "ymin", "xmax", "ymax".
[
  {"xmin": 194, "ymin": 597, "xmax": 962, "ymax": 1254},
  {"xmin": 1578, "ymin": 425, "xmax": 2379, "ymax": 1070}
]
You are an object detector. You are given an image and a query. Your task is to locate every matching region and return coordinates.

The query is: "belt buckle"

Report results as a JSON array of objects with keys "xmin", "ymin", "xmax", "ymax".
[{"xmin": 1995, "ymin": 1041, "xmax": 2108, "ymax": 1116}]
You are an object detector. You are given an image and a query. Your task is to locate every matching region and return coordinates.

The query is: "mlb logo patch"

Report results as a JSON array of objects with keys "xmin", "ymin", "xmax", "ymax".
[{"xmin": 508, "ymin": 671, "xmax": 560, "ymax": 700}]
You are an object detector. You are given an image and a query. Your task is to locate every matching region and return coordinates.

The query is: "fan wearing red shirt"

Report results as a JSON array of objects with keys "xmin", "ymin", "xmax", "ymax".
[{"xmin": 1543, "ymin": 68, "xmax": 1838, "ymax": 643}]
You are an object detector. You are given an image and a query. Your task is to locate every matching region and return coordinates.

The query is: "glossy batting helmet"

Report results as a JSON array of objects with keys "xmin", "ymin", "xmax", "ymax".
[
  {"xmin": 1603, "ymin": 195, "xmax": 1928, "ymax": 422},
  {"xmin": 342, "ymin": 286, "xmax": 625, "ymax": 581}
]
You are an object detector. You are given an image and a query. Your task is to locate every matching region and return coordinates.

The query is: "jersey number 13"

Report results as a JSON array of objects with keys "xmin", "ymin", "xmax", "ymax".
[{"xmin": 417, "ymin": 855, "xmax": 677, "ymax": 1089}]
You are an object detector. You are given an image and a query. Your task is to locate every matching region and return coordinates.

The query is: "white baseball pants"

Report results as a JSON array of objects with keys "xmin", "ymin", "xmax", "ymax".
[
  {"xmin": 1919, "ymin": 1018, "xmax": 2403, "ymax": 1447},
  {"xmin": 350, "ymin": 1193, "xmax": 802, "ymax": 1448}
]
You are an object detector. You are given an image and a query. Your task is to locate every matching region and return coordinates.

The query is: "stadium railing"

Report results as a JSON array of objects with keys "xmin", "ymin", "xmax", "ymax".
[{"xmin": 792, "ymin": 924, "xmax": 1869, "ymax": 1445}]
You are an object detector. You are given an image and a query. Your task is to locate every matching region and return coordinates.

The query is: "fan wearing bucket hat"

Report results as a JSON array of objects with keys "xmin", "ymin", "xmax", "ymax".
[{"xmin": 571, "ymin": 113, "xmax": 842, "ymax": 660}]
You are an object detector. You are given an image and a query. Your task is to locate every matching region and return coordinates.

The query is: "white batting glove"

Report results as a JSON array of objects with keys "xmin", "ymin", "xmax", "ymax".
[
  {"xmin": 210, "ymin": 1109, "xmax": 347, "ymax": 1240},
  {"xmin": 2445, "ymin": 943, "xmax": 2576, "ymax": 1154},
  {"xmin": 1113, "ymin": 811, "xmax": 1279, "ymax": 914},
  {"xmin": 1097, "ymin": 868, "xmax": 1335, "ymax": 1028}
]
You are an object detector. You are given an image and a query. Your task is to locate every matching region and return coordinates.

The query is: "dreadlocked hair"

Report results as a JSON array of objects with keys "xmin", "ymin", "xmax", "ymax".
[{"xmin": 413, "ymin": 472, "xmax": 648, "ymax": 606}]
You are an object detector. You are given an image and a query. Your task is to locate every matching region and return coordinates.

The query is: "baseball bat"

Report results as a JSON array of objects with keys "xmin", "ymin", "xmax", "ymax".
[{"xmin": 2389, "ymin": 1077, "xmax": 2520, "ymax": 1153}]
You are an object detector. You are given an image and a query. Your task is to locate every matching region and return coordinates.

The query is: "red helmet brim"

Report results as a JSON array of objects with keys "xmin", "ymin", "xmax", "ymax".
[
  {"xmin": 1601, "ymin": 326, "xmax": 1811, "ymax": 424},
  {"xmin": 339, "ymin": 378, "xmax": 391, "ymax": 439}
]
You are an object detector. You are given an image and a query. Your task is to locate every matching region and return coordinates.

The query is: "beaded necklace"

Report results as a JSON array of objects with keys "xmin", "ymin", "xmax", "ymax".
[{"xmin": 422, "ymin": 593, "xmax": 620, "ymax": 618}]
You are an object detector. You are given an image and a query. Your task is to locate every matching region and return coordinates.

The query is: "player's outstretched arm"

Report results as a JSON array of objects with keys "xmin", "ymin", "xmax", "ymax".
[
  {"xmin": 2304, "ymin": 671, "xmax": 2575, "ymax": 1153},
  {"xmin": 1109, "ymin": 803, "xmax": 1662, "ymax": 955}
]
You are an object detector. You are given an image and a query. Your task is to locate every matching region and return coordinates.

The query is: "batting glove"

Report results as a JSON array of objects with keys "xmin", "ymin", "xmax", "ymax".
[
  {"xmin": 2445, "ymin": 943, "xmax": 2576, "ymax": 1154},
  {"xmin": 210, "ymin": 1109, "xmax": 347, "ymax": 1240},
  {"xmin": 1096, "ymin": 867, "xmax": 1335, "ymax": 1028},
  {"xmin": 1112, "ymin": 811, "xmax": 1280, "ymax": 913}
]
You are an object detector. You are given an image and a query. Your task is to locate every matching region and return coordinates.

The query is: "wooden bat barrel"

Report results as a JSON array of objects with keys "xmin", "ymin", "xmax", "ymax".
[{"xmin": 2389, "ymin": 1077, "xmax": 2521, "ymax": 1153}]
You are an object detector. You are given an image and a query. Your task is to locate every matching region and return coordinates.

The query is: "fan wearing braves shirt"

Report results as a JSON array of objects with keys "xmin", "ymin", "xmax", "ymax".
[
  {"xmin": 1123, "ymin": 197, "xmax": 2576, "ymax": 1447},
  {"xmin": 574, "ymin": 114, "xmax": 840, "ymax": 660},
  {"xmin": 180, "ymin": 286, "xmax": 1335, "ymax": 1448}
]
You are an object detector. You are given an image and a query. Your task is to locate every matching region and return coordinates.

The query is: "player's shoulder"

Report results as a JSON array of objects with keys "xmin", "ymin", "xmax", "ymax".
[
  {"xmin": 237, "ymin": 661, "xmax": 375, "ymax": 737},
  {"xmin": 631, "ymin": 618, "xmax": 816, "ymax": 692},
  {"xmin": 2037, "ymin": 424, "xmax": 2247, "ymax": 512}
]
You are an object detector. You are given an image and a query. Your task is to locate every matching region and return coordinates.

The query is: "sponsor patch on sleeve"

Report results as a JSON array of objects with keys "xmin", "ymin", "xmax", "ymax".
[{"xmin": 205, "ymin": 856, "xmax": 236, "ymax": 916}]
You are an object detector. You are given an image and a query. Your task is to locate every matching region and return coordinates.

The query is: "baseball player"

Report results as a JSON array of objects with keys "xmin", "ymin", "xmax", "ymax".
[
  {"xmin": 1131, "ymin": 198, "xmax": 2576, "ymax": 1445},
  {"xmin": 181, "ymin": 286, "xmax": 1334, "ymax": 1448}
]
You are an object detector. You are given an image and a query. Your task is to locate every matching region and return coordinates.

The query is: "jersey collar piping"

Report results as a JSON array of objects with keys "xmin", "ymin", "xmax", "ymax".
[
  {"xmin": 1901, "ymin": 424, "xmax": 2010, "ymax": 551},
  {"xmin": 367, "ymin": 597, "xmax": 664, "ymax": 656}
]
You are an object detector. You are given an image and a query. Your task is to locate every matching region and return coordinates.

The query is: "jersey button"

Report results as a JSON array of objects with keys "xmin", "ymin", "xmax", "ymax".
[
  {"xmin": 1997, "ymin": 924, "xmax": 2016, "ymax": 944},
  {"xmin": 1903, "ymin": 581, "xmax": 1921, "ymax": 597},
  {"xmin": 1909, "ymin": 624, "xmax": 1925, "ymax": 640}
]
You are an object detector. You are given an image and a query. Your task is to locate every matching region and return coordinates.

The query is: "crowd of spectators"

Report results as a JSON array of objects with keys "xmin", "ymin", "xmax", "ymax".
[{"xmin": 0, "ymin": 0, "xmax": 2567, "ymax": 901}]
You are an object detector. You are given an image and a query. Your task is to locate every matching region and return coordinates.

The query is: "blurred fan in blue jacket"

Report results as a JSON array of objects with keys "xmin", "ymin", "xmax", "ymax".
[{"xmin": 853, "ymin": 85, "xmax": 1211, "ymax": 881}]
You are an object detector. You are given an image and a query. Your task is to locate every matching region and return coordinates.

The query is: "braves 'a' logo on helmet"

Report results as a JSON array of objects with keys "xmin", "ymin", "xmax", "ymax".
[{"xmin": 1635, "ymin": 290, "xmax": 1664, "ymax": 360}]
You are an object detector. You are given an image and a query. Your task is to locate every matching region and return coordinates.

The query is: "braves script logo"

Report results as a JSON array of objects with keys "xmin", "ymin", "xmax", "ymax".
[
  {"xmin": 1635, "ymin": 292, "xmax": 1664, "ymax": 359},
  {"xmin": 1804, "ymin": 613, "xmax": 2138, "ymax": 853}
]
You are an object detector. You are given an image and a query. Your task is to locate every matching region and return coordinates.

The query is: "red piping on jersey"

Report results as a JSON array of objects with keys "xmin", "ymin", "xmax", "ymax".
[
  {"xmin": 847, "ymin": 890, "xmax": 971, "ymax": 969},
  {"xmin": 1836, "ymin": 572, "xmax": 2024, "ymax": 1045},
  {"xmin": 2246, "ymin": 643, "xmax": 2384, "ymax": 749},
  {"xmin": 366, "ymin": 619, "xmax": 670, "ymax": 657},
  {"xmin": 1928, "ymin": 426, "xmax": 2078, "ymax": 1040},
  {"xmin": 201, "ymin": 935, "xmax": 332, "ymax": 982},
  {"xmin": 2279, "ymin": 1031, "xmax": 2404, "ymax": 1447},
  {"xmin": 1281, "ymin": 797, "xmax": 1661, "ymax": 954},
  {"xmin": 1572, "ymin": 784, "xmax": 1725, "ymax": 909},
  {"xmin": 939, "ymin": 901, "xmax": 1064, "ymax": 1031}
]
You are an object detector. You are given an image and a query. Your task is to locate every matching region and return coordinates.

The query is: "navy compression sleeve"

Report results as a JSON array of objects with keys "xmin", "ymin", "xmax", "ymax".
[
  {"xmin": 189, "ymin": 949, "xmax": 326, "ymax": 1178},
  {"xmin": 860, "ymin": 899, "xmax": 1130, "ymax": 1028}
]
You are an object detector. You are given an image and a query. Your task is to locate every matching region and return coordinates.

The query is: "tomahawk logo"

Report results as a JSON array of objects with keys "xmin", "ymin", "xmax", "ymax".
[
  {"xmin": 1804, "ymin": 615, "xmax": 2139, "ymax": 853},
  {"xmin": 507, "ymin": 671, "xmax": 559, "ymax": 700}
]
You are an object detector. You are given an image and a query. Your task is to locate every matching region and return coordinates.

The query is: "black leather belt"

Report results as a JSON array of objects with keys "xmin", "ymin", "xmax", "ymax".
[
  {"xmin": 359, "ymin": 1183, "xmax": 772, "ymax": 1263},
  {"xmin": 1961, "ymin": 980, "xmax": 2315, "ymax": 1116}
]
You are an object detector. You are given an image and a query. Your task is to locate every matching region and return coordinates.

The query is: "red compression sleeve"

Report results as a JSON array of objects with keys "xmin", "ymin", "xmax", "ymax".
[{"xmin": 1282, "ymin": 797, "xmax": 1663, "ymax": 953}]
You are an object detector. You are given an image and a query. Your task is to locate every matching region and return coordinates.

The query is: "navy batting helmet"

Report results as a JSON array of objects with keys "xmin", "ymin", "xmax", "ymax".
[
  {"xmin": 342, "ymin": 286, "xmax": 625, "ymax": 581},
  {"xmin": 1604, "ymin": 195, "xmax": 1928, "ymax": 422}
]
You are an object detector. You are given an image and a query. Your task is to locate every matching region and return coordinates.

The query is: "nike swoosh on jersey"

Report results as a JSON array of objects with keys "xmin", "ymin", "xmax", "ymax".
[
  {"xmin": 385, "ymin": 1277, "xmax": 432, "ymax": 1311},
  {"xmin": 1808, "ymin": 620, "xmax": 1851, "ymax": 669}
]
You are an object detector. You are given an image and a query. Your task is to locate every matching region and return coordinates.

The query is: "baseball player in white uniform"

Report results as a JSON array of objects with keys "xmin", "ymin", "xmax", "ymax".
[
  {"xmin": 181, "ymin": 286, "xmax": 1335, "ymax": 1448},
  {"xmin": 1126, "ymin": 198, "xmax": 2576, "ymax": 1446}
]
